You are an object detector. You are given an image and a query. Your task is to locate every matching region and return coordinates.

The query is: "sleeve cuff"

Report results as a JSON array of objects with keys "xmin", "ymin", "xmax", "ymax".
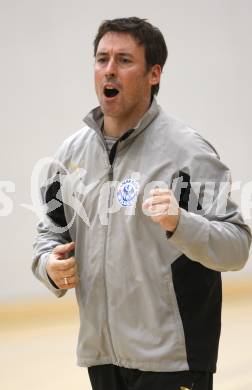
[
  {"xmin": 167, "ymin": 208, "xmax": 209, "ymax": 257},
  {"xmin": 46, "ymin": 271, "xmax": 60, "ymax": 289}
]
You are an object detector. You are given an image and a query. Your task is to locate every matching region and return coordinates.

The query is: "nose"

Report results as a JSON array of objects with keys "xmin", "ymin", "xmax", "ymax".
[{"xmin": 105, "ymin": 58, "xmax": 117, "ymax": 78}]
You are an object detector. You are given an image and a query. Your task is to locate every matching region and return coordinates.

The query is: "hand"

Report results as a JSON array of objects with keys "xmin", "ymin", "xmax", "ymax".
[
  {"xmin": 46, "ymin": 242, "xmax": 79, "ymax": 289},
  {"xmin": 142, "ymin": 188, "xmax": 181, "ymax": 233}
]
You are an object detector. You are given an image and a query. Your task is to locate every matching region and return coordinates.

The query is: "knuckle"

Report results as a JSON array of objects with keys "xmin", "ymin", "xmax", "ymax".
[
  {"xmin": 67, "ymin": 257, "xmax": 75, "ymax": 265},
  {"xmin": 61, "ymin": 260, "xmax": 69, "ymax": 269},
  {"xmin": 53, "ymin": 244, "xmax": 62, "ymax": 253},
  {"xmin": 54, "ymin": 263, "xmax": 64, "ymax": 273}
]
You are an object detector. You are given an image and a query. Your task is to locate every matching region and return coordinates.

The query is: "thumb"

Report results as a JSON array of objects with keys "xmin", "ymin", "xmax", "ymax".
[{"xmin": 53, "ymin": 241, "xmax": 75, "ymax": 256}]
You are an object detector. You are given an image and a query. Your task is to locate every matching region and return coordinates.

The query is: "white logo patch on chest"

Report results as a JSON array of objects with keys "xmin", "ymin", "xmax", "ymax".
[{"xmin": 117, "ymin": 178, "xmax": 139, "ymax": 207}]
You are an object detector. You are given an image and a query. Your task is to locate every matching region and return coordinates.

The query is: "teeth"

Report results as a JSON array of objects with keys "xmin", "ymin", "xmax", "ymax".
[{"xmin": 106, "ymin": 87, "xmax": 115, "ymax": 89}]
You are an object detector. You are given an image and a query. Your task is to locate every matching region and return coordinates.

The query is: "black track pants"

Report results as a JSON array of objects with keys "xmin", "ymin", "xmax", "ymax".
[{"xmin": 88, "ymin": 364, "xmax": 213, "ymax": 390}]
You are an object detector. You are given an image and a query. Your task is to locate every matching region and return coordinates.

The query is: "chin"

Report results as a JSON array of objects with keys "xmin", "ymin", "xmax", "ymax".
[
  {"xmin": 101, "ymin": 104, "xmax": 121, "ymax": 117},
  {"xmin": 103, "ymin": 110, "xmax": 120, "ymax": 118}
]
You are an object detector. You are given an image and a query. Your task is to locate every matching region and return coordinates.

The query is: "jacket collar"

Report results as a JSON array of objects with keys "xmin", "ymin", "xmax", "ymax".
[{"xmin": 82, "ymin": 97, "xmax": 160, "ymax": 140}]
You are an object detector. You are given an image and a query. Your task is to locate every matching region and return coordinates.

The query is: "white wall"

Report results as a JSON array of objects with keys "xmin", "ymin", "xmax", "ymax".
[{"xmin": 0, "ymin": 0, "xmax": 251, "ymax": 301}]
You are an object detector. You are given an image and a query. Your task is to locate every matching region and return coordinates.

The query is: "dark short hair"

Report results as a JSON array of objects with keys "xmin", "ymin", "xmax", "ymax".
[{"xmin": 94, "ymin": 17, "xmax": 168, "ymax": 97}]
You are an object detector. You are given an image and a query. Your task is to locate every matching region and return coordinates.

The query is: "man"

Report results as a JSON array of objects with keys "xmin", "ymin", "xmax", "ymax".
[{"xmin": 32, "ymin": 17, "xmax": 251, "ymax": 390}]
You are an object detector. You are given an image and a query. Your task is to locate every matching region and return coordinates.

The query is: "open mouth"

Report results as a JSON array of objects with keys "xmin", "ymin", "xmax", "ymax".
[{"xmin": 104, "ymin": 87, "xmax": 119, "ymax": 98}]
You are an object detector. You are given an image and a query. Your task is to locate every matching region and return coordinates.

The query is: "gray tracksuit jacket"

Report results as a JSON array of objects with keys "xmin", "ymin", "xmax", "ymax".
[{"xmin": 32, "ymin": 98, "xmax": 251, "ymax": 373}]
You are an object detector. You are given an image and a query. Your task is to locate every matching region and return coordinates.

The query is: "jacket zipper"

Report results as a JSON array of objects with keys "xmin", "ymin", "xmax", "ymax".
[
  {"xmin": 108, "ymin": 165, "xmax": 113, "ymax": 181},
  {"xmin": 101, "ymin": 131, "xmax": 131, "ymax": 364},
  {"xmin": 102, "ymin": 156, "xmax": 119, "ymax": 364}
]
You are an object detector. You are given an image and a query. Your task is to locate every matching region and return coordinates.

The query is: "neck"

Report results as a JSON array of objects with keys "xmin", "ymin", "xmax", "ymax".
[{"xmin": 103, "ymin": 98, "xmax": 152, "ymax": 137}]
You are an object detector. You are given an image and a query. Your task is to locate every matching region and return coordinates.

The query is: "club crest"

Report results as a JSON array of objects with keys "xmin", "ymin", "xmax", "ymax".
[{"xmin": 117, "ymin": 178, "xmax": 139, "ymax": 207}]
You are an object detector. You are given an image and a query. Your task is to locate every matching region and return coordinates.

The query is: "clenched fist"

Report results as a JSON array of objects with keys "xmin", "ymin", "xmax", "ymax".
[
  {"xmin": 46, "ymin": 241, "xmax": 79, "ymax": 290},
  {"xmin": 142, "ymin": 188, "xmax": 181, "ymax": 233}
]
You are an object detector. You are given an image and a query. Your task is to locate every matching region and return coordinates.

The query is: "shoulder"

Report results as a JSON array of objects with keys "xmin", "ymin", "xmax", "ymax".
[
  {"xmin": 158, "ymin": 108, "xmax": 219, "ymax": 157},
  {"xmin": 156, "ymin": 107, "xmax": 230, "ymax": 181},
  {"xmin": 55, "ymin": 125, "xmax": 95, "ymax": 163},
  {"xmin": 60, "ymin": 125, "xmax": 94, "ymax": 153}
]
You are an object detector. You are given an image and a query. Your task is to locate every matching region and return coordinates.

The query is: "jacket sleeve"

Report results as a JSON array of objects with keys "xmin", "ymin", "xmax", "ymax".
[
  {"xmin": 32, "ymin": 143, "xmax": 72, "ymax": 298},
  {"xmin": 168, "ymin": 132, "xmax": 251, "ymax": 272}
]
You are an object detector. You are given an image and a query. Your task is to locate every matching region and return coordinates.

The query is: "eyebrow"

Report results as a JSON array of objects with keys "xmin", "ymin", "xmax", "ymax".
[{"xmin": 96, "ymin": 51, "xmax": 134, "ymax": 58}]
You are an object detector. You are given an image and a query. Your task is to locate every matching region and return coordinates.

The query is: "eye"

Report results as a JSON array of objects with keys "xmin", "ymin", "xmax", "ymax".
[
  {"xmin": 120, "ymin": 58, "xmax": 132, "ymax": 64},
  {"xmin": 96, "ymin": 57, "xmax": 107, "ymax": 64}
]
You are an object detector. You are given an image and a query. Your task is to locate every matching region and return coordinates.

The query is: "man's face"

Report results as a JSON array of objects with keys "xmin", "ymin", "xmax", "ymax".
[{"xmin": 94, "ymin": 32, "xmax": 160, "ymax": 120}]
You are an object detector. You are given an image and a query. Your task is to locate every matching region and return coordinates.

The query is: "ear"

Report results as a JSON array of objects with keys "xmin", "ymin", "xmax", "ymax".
[{"xmin": 149, "ymin": 64, "xmax": 162, "ymax": 86}]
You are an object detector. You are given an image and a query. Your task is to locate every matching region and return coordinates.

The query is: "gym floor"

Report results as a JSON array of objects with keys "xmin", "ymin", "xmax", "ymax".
[{"xmin": 1, "ymin": 282, "xmax": 251, "ymax": 390}]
